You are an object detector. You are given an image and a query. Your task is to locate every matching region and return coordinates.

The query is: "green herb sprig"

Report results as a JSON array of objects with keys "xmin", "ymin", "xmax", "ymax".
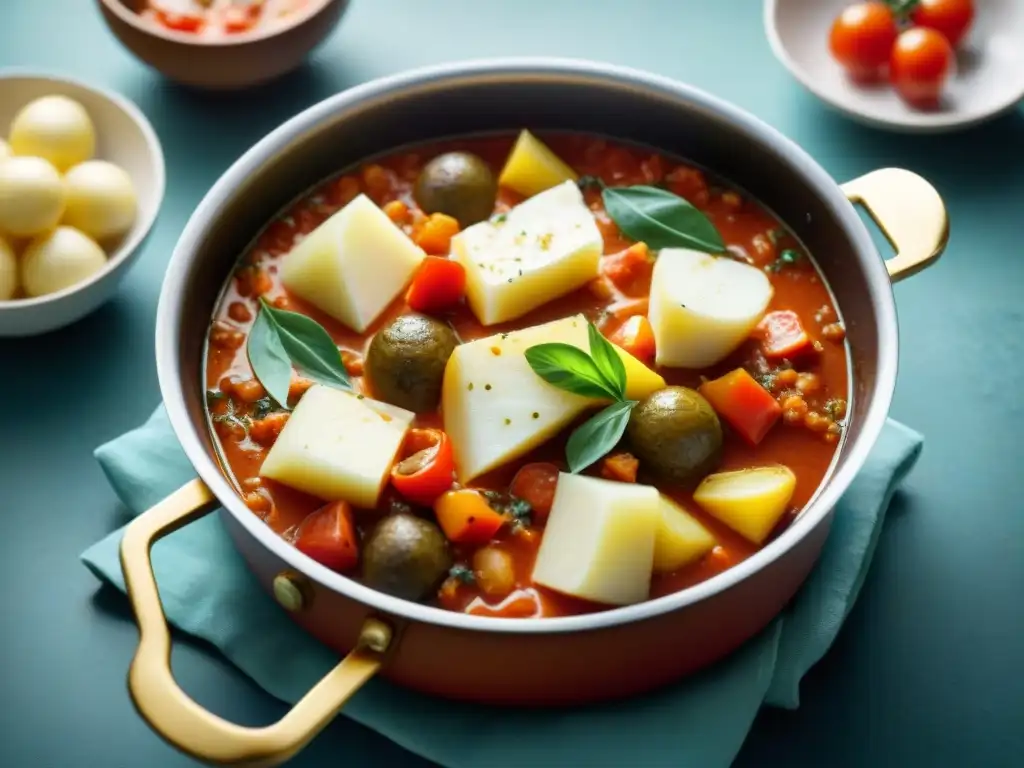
[
  {"xmin": 246, "ymin": 298, "xmax": 352, "ymax": 407},
  {"xmin": 765, "ymin": 248, "xmax": 803, "ymax": 273},
  {"xmin": 525, "ymin": 323, "xmax": 638, "ymax": 474},
  {"xmin": 577, "ymin": 177, "xmax": 725, "ymax": 254}
]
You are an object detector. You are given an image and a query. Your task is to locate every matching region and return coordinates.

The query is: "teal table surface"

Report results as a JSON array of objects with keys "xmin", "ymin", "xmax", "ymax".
[{"xmin": 2, "ymin": 1, "xmax": 1022, "ymax": 766}]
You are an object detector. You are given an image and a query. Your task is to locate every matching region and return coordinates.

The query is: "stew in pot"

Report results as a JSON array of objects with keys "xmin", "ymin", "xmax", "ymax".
[{"xmin": 204, "ymin": 131, "xmax": 850, "ymax": 619}]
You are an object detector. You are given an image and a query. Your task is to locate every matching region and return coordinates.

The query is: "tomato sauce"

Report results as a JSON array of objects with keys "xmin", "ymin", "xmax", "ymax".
[{"xmin": 204, "ymin": 133, "xmax": 849, "ymax": 619}]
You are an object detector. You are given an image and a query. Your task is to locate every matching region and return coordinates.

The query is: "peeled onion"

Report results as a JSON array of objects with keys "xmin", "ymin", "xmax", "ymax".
[
  {"xmin": 62, "ymin": 160, "xmax": 138, "ymax": 241},
  {"xmin": 21, "ymin": 226, "xmax": 106, "ymax": 297},
  {"xmin": 0, "ymin": 235, "xmax": 17, "ymax": 300},
  {"xmin": 9, "ymin": 95, "xmax": 96, "ymax": 172},
  {"xmin": 0, "ymin": 156, "xmax": 66, "ymax": 237}
]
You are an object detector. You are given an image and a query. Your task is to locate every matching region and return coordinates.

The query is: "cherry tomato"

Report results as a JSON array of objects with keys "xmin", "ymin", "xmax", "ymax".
[
  {"xmin": 890, "ymin": 28, "xmax": 954, "ymax": 106},
  {"xmin": 829, "ymin": 2, "xmax": 899, "ymax": 81},
  {"xmin": 910, "ymin": 0, "xmax": 974, "ymax": 48},
  {"xmin": 390, "ymin": 428, "xmax": 455, "ymax": 506}
]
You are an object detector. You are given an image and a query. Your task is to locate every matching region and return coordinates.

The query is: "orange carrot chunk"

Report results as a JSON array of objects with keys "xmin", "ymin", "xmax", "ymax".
[
  {"xmin": 700, "ymin": 368, "xmax": 782, "ymax": 446},
  {"xmin": 434, "ymin": 489, "xmax": 506, "ymax": 545}
]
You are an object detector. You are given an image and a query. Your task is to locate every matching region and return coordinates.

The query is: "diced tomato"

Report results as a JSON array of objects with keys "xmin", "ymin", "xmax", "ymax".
[
  {"xmin": 700, "ymin": 368, "xmax": 782, "ymax": 446},
  {"xmin": 390, "ymin": 429, "xmax": 455, "ymax": 506},
  {"xmin": 294, "ymin": 501, "xmax": 359, "ymax": 572},
  {"xmin": 607, "ymin": 297, "xmax": 649, "ymax": 321},
  {"xmin": 600, "ymin": 452, "xmax": 639, "ymax": 483},
  {"xmin": 609, "ymin": 315, "xmax": 656, "ymax": 363},
  {"xmin": 153, "ymin": 10, "xmax": 204, "ymax": 33},
  {"xmin": 405, "ymin": 256, "xmax": 466, "ymax": 314},
  {"xmin": 601, "ymin": 243, "xmax": 652, "ymax": 292},
  {"xmin": 509, "ymin": 462, "xmax": 560, "ymax": 521},
  {"xmin": 756, "ymin": 310, "xmax": 811, "ymax": 359},
  {"xmin": 222, "ymin": 4, "xmax": 261, "ymax": 33},
  {"xmin": 433, "ymin": 490, "xmax": 506, "ymax": 545}
]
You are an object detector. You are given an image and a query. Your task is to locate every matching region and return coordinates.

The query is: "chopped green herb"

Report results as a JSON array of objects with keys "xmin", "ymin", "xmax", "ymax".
[
  {"xmin": 205, "ymin": 389, "xmax": 227, "ymax": 406},
  {"xmin": 576, "ymin": 175, "xmax": 605, "ymax": 191},
  {"xmin": 767, "ymin": 227, "xmax": 787, "ymax": 246},
  {"xmin": 491, "ymin": 213, "xmax": 508, "ymax": 224},
  {"xmin": 252, "ymin": 396, "xmax": 277, "ymax": 419},
  {"xmin": 766, "ymin": 249, "xmax": 803, "ymax": 273},
  {"xmin": 483, "ymin": 491, "xmax": 533, "ymax": 528},
  {"xmin": 449, "ymin": 564, "xmax": 476, "ymax": 585}
]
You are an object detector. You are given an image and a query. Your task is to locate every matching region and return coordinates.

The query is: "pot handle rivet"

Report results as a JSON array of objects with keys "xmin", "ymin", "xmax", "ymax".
[{"xmin": 272, "ymin": 570, "xmax": 311, "ymax": 613}]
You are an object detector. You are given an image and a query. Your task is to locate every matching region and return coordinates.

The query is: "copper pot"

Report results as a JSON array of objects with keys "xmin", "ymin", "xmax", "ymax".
[{"xmin": 120, "ymin": 59, "xmax": 947, "ymax": 766}]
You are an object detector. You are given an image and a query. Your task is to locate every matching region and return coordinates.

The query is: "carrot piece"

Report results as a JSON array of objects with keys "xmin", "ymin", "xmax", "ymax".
[
  {"xmin": 434, "ymin": 490, "xmax": 506, "ymax": 545},
  {"xmin": 609, "ymin": 315, "xmax": 656, "ymax": 363},
  {"xmin": 756, "ymin": 310, "xmax": 811, "ymax": 359},
  {"xmin": 608, "ymin": 297, "xmax": 649, "ymax": 321},
  {"xmin": 601, "ymin": 242, "xmax": 653, "ymax": 291},
  {"xmin": 414, "ymin": 213, "xmax": 461, "ymax": 255},
  {"xmin": 405, "ymin": 256, "xmax": 466, "ymax": 314},
  {"xmin": 509, "ymin": 462, "xmax": 560, "ymax": 521},
  {"xmin": 600, "ymin": 452, "xmax": 639, "ymax": 483},
  {"xmin": 700, "ymin": 368, "xmax": 782, "ymax": 446},
  {"xmin": 294, "ymin": 501, "xmax": 359, "ymax": 572}
]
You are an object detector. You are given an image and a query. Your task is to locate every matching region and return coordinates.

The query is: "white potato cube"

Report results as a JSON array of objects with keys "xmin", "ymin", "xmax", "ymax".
[
  {"xmin": 652, "ymin": 495, "xmax": 717, "ymax": 574},
  {"xmin": 281, "ymin": 194, "xmax": 425, "ymax": 333},
  {"xmin": 441, "ymin": 313, "xmax": 664, "ymax": 483},
  {"xmin": 532, "ymin": 473, "xmax": 660, "ymax": 606},
  {"xmin": 259, "ymin": 385, "xmax": 414, "ymax": 509},
  {"xmin": 451, "ymin": 180, "xmax": 602, "ymax": 326},
  {"xmin": 648, "ymin": 248, "xmax": 773, "ymax": 368}
]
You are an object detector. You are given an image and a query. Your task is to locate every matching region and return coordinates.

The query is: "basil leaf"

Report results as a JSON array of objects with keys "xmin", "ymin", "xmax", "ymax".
[
  {"xmin": 247, "ymin": 308, "xmax": 293, "ymax": 407},
  {"xmin": 247, "ymin": 299, "xmax": 352, "ymax": 407},
  {"xmin": 525, "ymin": 343, "xmax": 621, "ymax": 400},
  {"xmin": 587, "ymin": 322, "xmax": 626, "ymax": 399},
  {"xmin": 603, "ymin": 185, "xmax": 725, "ymax": 253},
  {"xmin": 566, "ymin": 400, "xmax": 637, "ymax": 474}
]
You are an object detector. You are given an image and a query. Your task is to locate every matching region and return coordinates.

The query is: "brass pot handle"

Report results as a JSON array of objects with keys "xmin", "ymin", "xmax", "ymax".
[
  {"xmin": 841, "ymin": 168, "xmax": 949, "ymax": 282},
  {"xmin": 119, "ymin": 478, "xmax": 390, "ymax": 767}
]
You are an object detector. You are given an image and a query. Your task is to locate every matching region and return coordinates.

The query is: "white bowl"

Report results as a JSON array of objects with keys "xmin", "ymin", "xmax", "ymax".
[
  {"xmin": 765, "ymin": 0, "xmax": 1024, "ymax": 133},
  {"xmin": 0, "ymin": 71, "xmax": 165, "ymax": 336}
]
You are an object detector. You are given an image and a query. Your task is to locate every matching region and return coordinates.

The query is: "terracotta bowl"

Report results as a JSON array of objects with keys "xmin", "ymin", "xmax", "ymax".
[{"xmin": 96, "ymin": 0, "xmax": 351, "ymax": 90}]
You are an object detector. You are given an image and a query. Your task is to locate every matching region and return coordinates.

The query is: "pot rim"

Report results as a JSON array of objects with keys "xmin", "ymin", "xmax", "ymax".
[{"xmin": 156, "ymin": 57, "xmax": 897, "ymax": 635}]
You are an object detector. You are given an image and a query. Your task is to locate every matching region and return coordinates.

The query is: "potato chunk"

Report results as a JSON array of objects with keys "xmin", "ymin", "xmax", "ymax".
[
  {"xmin": 652, "ymin": 495, "xmax": 717, "ymax": 573},
  {"xmin": 281, "ymin": 194, "xmax": 425, "ymax": 332},
  {"xmin": 259, "ymin": 385, "xmax": 414, "ymax": 508},
  {"xmin": 693, "ymin": 466, "xmax": 797, "ymax": 544},
  {"xmin": 450, "ymin": 180, "xmax": 601, "ymax": 326},
  {"xmin": 532, "ymin": 473, "xmax": 660, "ymax": 606},
  {"xmin": 497, "ymin": 129, "xmax": 578, "ymax": 198},
  {"xmin": 441, "ymin": 314, "xmax": 665, "ymax": 482},
  {"xmin": 648, "ymin": 248, "xmax": 773, "ymax": 368}
]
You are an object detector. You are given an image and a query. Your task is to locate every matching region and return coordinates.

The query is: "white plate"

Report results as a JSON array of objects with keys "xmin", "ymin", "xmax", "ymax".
[{"xmin": 765, "ymin": 0, "xmax": 1024, "ymax": 133}]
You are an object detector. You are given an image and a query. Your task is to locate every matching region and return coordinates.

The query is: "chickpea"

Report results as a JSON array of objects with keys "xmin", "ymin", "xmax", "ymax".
[
  {"xmin": 250, "ymin": 412, "xmax": 289, "ymax": 446},
  {"xmin": 383, "ymin": 199, "xmax": 410, "ymax": 224},
  {"xmin": 241, "ymin": 477, "xmax": 262, "ymax": 491},
  {"xmin": 473, "ymin": 546, "xmax": 516, "ymax": 598},
  {"xmin": 822, "ymin": 322, "xmax": 846, "ymax": 343},
  {"xmin": 272, "ymin": 295, "xmax": 290, "ymax": 310},
  {"xmin": 341, "ymin": 350, "xmax": 364, "ymax": 377},
  {"xmin": 752, "ymin": 233, "xmax": 775, "ymax": 259},
  {"xmin": 288, "ymin": 376, "xmax": 315, "ymax": 401},
  {"xmin": 233, "ymin": 378, "xmax": 266, "ymax": 403},
  {"xmin": 228, "ymin": 301, "xmax": 252, "ymax": 323},
  {"xmin": 775, "ymin": 368, "xmax": 799, "ymax": 388},
  {"xmin": 782, "ymin": 395, "xmax": 808, "ymax": 424},
  {"xmin": 804, "ymin": 411, "xmax": 831, "ymax": 433},
  {"xmin": 244, "ymin": 491, "xmax": 271, "ymax": 513},
  {"xmin": 796, "ymin": 372, "xmax": 821, "ymax": 395},
  {"xmin": 210, "ymin": 324, "xmax": 244, "ymax": 350},
  {"xmin": 588, "ymin": 276, "xmax": 614, "ymax": 300}
]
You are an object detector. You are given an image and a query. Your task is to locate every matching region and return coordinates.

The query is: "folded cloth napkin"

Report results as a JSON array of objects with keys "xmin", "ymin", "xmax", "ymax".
[{"xmin": 82, "ymin": 407, "xmax": 922, "ymax": 768}]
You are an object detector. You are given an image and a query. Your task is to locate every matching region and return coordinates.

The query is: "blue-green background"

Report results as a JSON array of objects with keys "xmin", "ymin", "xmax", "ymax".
[{"xmin": 2, "ymin": 1, "xmax": 1022, "ymax": 766}]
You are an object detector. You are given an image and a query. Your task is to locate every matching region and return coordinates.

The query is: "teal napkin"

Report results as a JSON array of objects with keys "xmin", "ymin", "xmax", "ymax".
[{"xmin": 82, "ymin": 407, "xmax": 922, "ymax": 768}]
